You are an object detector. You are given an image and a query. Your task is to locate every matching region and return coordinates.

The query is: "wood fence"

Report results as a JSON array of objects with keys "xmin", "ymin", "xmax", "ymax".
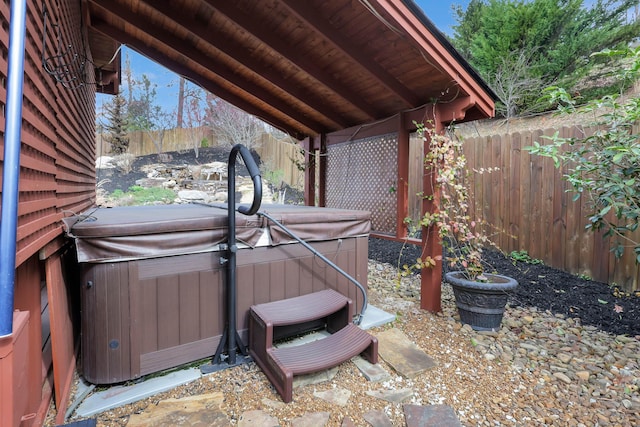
[
  {"xmin": 462, "ymin": 126, "xmax": 640, "ymax": 292},
  {"xmin": 96, "ymin": 128, "xmax": 305, "ymax": 189}
]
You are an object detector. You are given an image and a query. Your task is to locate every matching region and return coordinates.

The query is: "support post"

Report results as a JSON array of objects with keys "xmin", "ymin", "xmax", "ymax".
[
  {"xmin": 303, "ymin": 137, "xmax": 316, "ymax": 206},
  {"xmin": 318, "ymin": 133, "xmax": 327, "ymax": 207},
  {"xmin": 396, "ymin": 113, "xmax": 409, "ymax": 239},
  {"xmin": 420, "ymin": 118, "xmax": 443, "ymax": 313}
]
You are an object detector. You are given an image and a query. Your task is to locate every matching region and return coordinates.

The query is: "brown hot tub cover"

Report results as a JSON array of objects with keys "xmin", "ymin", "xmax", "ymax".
[{"xmin": 66, "ymin": 204, "xmax": 371, "ymax": 263}]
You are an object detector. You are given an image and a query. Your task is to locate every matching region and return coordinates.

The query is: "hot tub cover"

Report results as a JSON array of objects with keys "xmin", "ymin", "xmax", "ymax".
[{"xmin": 65, "ymin": 204, "xmax": 370, "ymax": 263}]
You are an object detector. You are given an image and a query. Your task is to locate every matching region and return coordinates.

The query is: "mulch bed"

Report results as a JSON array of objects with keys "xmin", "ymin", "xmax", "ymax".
[{"xmin": 368, "ymin": 237, "xmax": 640, "ymax": 337}]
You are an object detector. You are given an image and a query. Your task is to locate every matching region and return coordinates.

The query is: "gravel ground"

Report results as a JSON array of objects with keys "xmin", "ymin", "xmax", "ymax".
[
  {"xmin": 77, "ymin": 151, "xmax": 640, "ymax": 426},
  {"xmin": 54, "ymin": 258, "xmax": 640, "ymax": 427}
]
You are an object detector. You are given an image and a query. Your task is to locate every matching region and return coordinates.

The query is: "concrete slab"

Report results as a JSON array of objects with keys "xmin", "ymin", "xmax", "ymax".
[
  {"xmin": 404, "ymin": 404, "xmax": 462, "ymax": 427},
  {"xmin": 75, "ymin": 368, "xmax": 202, "ymax": 418},
  {"xmin": 376, "ymin": 328, "xmax": 437, "ymax": 378},
  {"xmin": 275, "ymin": 330, "xmax": 329, "ymax": 348},
  {"xmin": 353, "ymin": 356, "xmax": 390, "ymax": 382},
  {"xmin": 56, "ymin": 420, "xmax": 96, "ymax": 427},
  {"xmin": 359, "ymin": 304, "xmax": 395, "ymax": 330}
]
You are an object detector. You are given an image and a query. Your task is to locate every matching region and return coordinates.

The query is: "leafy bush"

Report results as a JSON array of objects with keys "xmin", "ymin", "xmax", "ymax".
[
  {"xmin": 401, "ymin": 122, "xmax": 498, "ymax": 281},
  {"xmin": 509, "ymin": 250, "xmax": 543, "ymax": 265}
]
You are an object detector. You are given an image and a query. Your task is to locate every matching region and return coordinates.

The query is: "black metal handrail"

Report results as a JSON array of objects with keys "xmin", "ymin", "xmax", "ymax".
[{"xmin": 212, "ymin": 144, "xmax": 262, "ymax": 367}]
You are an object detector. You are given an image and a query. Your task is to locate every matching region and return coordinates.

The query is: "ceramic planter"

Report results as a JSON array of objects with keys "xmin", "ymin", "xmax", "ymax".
[{"xmin": 445, "ymin": 271, "xmax": 518, "ymax": 331}]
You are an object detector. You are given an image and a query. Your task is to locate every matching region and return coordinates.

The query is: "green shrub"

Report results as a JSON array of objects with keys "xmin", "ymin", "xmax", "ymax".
[{"xmin": 108, "ymin": 186, "xmax": 176, "ymax": 206}]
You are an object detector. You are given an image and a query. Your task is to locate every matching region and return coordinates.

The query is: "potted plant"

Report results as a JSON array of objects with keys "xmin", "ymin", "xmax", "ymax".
[{"xmin": 403, "ymin": 122, "xmax": 517, "ymax": 331}]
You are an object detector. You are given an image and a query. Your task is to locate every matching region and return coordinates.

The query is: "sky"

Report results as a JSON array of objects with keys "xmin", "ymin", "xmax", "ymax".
[{"xmin": 96, "ymin": 1, "xmax": 467, "ymax": 115}]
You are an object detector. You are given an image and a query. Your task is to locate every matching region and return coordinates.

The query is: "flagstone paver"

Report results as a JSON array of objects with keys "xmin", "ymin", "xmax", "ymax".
[
  {"xmin": 375, "ymin": 328, "xmax": 437, "ymax": 378},
  {"xmin": 126, "ymin": 392, "xmax": 228, "ymax": 426},
  {"xmin": 353, "ymin": 355, "xmax": 391, "ymax": 382},
  {"xmin": 363, "ymin": 409, "xmax": 394, "ymax": 427},
  {"xmin": 238, "ymin": 410, "xmax": 279, "ymax": 427},
  {"xmin": 365, "ymin": 388, "xmax": 414, "ymax": 403},
  {"xmin": 313, "ymin": 387, "xmax": 352, "ymax": 406},
  {"xmin": 404, "ymin": 404, "xmax": 463, "ymax": 427},
  {"xmin": 291, "ymin": 411, "xmax": 331, "ymax": 426}
]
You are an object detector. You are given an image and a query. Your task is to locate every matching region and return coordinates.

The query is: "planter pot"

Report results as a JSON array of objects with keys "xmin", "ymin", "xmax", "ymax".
[{"xmin": 445, "ymin": 271, "xmax": 518, "ymax": 331}]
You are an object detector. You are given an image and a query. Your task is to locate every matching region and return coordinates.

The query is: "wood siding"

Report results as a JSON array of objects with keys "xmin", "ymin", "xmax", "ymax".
[
  {"xmin": 0, "ymin": 0, "xmax": 96, "ymax": 267},
  {"xmin": 0, "ymin": 1, "xmax": 97, "ymax": 425}
]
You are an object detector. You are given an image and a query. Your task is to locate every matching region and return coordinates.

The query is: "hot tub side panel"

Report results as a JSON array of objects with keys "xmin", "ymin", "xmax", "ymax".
[
  {"xmin": 80, "ymin": 237, "xmax": 368, "ymax": 384},
  {"xmin": 80, "ymin": 251, "xmax": 224, "ymax": 384}
]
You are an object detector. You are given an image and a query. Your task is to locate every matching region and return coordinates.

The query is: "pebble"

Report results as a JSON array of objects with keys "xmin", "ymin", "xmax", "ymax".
[{"xmin": 367, "ymin": 261, "xmax": 640, "ymax": 426}]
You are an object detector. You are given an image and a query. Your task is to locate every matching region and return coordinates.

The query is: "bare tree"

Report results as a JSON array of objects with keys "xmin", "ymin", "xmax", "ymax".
[
  {"xmin": 488, "ymin": 49, "xmax": 545, "ymax": 119},
  {"xmin": 182, "ymin": 82, "xmax": 208, "ymax": 158},
  {"xmin": 176, "ymin": 76, "xmax": 185, "ymax": 128},
  {"xmin": 204, "ymin": 94, "xmax": 263, "ymax": 150}
]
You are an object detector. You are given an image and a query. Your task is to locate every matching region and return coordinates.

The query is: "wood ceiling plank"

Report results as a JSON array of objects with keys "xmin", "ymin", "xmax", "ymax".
[
  {"xmin": 205, "ymin": 0, "xmax": 382, "ymax": 121},
  {"xmin": 142, "ymin": 1, "xmax": 354, "ymax": 129},
  {"xmin": 280, "ymin": 0, "xmax": 419, "ymax": 108}
]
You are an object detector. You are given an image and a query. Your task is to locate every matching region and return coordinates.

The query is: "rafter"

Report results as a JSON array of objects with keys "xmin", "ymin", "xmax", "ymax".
[
  {"xmin": 88, "ymin": 1, "xmax": 325, "ymax": 135},
  {"xmin": 280, "ymin": 0, "xmax": 420, "ymax": 108},
  {"xmin": 142, "ymin": 1, "xmax": 355, "ymax": 130},
  {"xmin": 205, "ymin": 0, "xmax": 381, "ymax": 121}
]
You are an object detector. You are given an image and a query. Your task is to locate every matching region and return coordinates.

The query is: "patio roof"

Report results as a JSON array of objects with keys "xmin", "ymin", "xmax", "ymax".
[{"xmin": 84, "ymin": 0, "xmax": 496, "ymax": 139}]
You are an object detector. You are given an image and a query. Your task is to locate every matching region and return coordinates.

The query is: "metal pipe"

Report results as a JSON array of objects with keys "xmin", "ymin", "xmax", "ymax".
[
  {"xmin": 258, "ymin": 211, "xmax": 368, "ymax": 323},
  {"xmin": 0, "ymin": 0, "xmax": 28, "ymax": 338},
  {"xmin": 223, "ymin": 144, "xmax": 261, "ymax": 364}
]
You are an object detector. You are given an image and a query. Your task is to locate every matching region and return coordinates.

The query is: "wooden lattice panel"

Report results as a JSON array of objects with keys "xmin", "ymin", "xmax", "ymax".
[{"xmin": 326, "ymin": 135, "xmax": 398, "ymax": 234}]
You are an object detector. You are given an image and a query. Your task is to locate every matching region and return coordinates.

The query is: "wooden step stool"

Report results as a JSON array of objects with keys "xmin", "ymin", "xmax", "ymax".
[{"xmin": 248, "ymin": 289, "xmax": 378, "ymax": 402}]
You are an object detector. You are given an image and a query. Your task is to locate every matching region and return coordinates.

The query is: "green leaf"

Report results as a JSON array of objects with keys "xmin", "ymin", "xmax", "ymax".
[
  {"xmin": 598, "ymin": 299, "xmax": 608, "ymax": 304},
  {"xmin": 612, "ymin": 152, "xmax": 625, "ymax": 164}
]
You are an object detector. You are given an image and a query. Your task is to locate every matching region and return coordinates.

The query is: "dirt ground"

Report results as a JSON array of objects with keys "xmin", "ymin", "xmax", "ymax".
[{"xmin": 369, "ymin": 238, "xmax": 640, "ymax": 337}]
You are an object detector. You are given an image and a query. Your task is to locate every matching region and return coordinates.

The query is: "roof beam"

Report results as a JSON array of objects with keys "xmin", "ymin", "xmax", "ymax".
[
  {"xmin": 377, "ymin": 0, "xmax": 495, "ymax": 119},
  {"xmin": 280, "ymin": 0, "xmax": 420, "ymax": 108},
  {"xmin": 206, "ymin": 0, "xmax": 381, "ymax": 121},
  {"xmin": 88, "ymin": 1, "xmax": 325, "ymax": 135},
  {"xmin": 89, "ymin": 19, "xmax": 311, "ymax": 139},
  {"xmin": 142, "ymin": 1, "xmax": 352, "ymax": 129}
]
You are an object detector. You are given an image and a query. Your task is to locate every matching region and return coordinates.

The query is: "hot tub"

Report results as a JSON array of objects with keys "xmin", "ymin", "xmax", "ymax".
[{"xmin": 66, "ymin": 204, "xmax": 370, "ymax": 384}]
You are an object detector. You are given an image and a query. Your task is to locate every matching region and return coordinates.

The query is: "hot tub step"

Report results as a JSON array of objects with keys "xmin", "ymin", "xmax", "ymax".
[
  {"xmin": 248, "ymin": 289, "xmax": 378, "ymax": 403},
  {"xmin": 250, "ymin": 288, "xmax": 352, "ymax": 327}
]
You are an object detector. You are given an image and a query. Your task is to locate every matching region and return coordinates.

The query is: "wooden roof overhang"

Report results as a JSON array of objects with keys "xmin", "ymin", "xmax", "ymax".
[
  {"xmin": 84, "ymin": 0, "xmax": 496, "ymax": 140},
  {"xmin": 83, "ymin": 0, "xmax": 497, "ymax": 313}
]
